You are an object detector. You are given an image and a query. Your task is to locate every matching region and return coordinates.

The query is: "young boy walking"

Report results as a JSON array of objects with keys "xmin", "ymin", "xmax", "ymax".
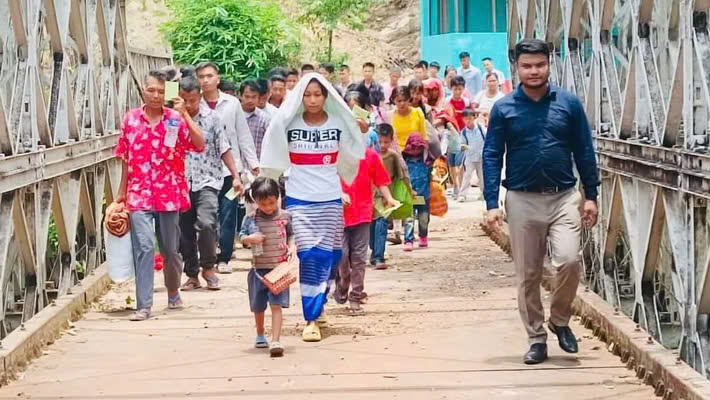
[
  {"xmin": 371, "ymin": 124, "xmax": 413, "ymax": 269},
  {"xmin": 336, "ymin": 145, "xmax": 397, "ymax": 314},
  {"xmin": 459, "ymin": 108, "xmax": 487, "ymax": 202},
  {"xmin": 448, "ymin": 76, "xmax": 470, "ymax": 133}
]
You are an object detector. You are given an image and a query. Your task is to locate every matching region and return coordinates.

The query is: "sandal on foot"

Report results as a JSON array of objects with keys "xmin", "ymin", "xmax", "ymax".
[
  {"xmin": 255, "ymin": 335, "xmax": 269, "ymax": 348},
  {"xmin": 302, "ymin": 323, "xmax": 322, "ymax": 342},
  {"xmin": 180, "ymin": 279, "xmax": 201, "ymax": 291},
  {"xmin": 316, "ymin": 311, "xmax": 329, "ymax": 328},
  {"xmin": 202, "ymin": 272, "xmax": 220, "ymax": 290},
  {"xmin": 269, "ymin": 341, "xmax": 284, "ymax": 357},
  {"xmin": 349, "ymin": 302, "xmax": 365, "ymax": 316},
  {"xmin": 129, "ymin": 308, "xmax": 151, "ymax": 321},
  {"xmin": 168, "ymin": 294, "xmax": 183, "ymax": 310}
]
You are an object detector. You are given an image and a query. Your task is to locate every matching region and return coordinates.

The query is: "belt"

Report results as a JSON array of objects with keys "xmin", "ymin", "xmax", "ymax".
[{"xmin": 519, "ymin": 185, "xmax": 571, "ymax": 194}]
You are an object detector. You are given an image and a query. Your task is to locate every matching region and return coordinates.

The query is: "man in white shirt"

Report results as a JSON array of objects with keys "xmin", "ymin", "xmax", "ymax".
[
  {"xmin": 195, "ymin": 62, "xmax": 259, "ymax": 274},
  {"xmin": 257, "ymin": 78, "xmax": 278, "ymax": 118},
  {"xmin": 481, "ymin": 57, "xmax": 506, "ymax": 89},
  {"xmin": 456, "ymin": 51, "xmax": 482, "ymax": 96}
]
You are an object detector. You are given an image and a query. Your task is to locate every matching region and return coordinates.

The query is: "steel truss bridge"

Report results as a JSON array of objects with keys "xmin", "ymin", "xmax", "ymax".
[
  {"xmin": 508, "ymin": 0, "xmax": 710, "ymax": 377},
  {"xmin": 0, "ymin": 0, "xmax": 170, "ymax": 339}
]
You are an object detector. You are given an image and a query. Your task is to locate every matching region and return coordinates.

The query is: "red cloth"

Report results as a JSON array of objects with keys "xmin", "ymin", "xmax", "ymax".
[
  {"xmin": 449, "ymin": 97, "xmax": 470, "ymax": 133},
  {"xmin": 206, "ymin": 100, "xmax": 218, "ymax": 110},
  {"xmin": 341, "ymin": 148, "xmax": 391, "ymax": 227},
  {"xmin": 114, "ymin": 106, "xmax": 199, "ymax": 212}
]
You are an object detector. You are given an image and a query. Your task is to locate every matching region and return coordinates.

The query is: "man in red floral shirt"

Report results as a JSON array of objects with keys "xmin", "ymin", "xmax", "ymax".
[{"xmin": 115, "ymin": 70, "xmax": 205, "ymax": 321}]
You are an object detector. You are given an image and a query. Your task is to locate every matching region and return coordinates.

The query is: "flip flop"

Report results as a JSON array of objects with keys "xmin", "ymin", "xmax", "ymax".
[
  {"xmin": 302, "ymin": 323, "xmax": 322, "ymax": 342},
  {"xmin": 349, "ymin": 302, "xmax": 365, "ymax": 316},
  {"xmin": 255, "ymin": 335, "xmax": 269, "ymax": 348},
  {"xmin": 180, "ymin": 279, "xmax": 202, "ymax": 291},
  {"xmin": 168, "ymin": 294, "xmax": 183, "ymax": 310},
  {"xmin": 316, "ymin": 311, "xmax": 329, "ymax": 328},
  {"xmin": 202, "ymin": 273, "xmax": 221, "ymax": 290},
  {"xmin": 269, "ymin": 341, "xmax": 284, "ymax": 357}
]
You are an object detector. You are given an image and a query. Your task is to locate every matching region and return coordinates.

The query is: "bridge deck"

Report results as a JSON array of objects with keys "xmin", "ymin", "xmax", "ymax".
[{"xmin": 0, "ymin": 202, "xmax": 655, "ymax": 399}]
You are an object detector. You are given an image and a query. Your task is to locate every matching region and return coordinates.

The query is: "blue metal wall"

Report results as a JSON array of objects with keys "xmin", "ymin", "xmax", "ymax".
[{"xmin": 420, "ymin": 0, "xmax": 510, "ymax": 79}]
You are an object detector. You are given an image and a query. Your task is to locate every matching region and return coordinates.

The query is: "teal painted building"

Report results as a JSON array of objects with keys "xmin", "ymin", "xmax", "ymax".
[{"xmin": 420, "ymin": 0, "xmax": 510, "ymax": 81}]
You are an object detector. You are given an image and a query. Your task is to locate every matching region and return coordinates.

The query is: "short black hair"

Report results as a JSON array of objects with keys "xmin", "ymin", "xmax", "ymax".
[
  {"xmin": 482, "ymin": 57, "xmax": 493, "ymax": 62},
  {"xmin": 451, "ymin": 76, "xmax": 466, "ymax": 88},
  {"xmin": 195, "ymin": 61, "xmax": 219, "ymax": 75},
  {"xmin": 239, "ymin": 80, "xmax": 261, "ymax": 95},
  {"xmin": 320, "ymin": 63, "xmax": 335, "ymax": 74},
  {"xmin": 392, "ymin": 85, "xmax": 411, "ymax": 101},
  {"xmin": 270, "ymin": 75, "xmax": 286, "ymax": 84},
  {"xmin": 286, "ymin": 68, "xmax": 299, "ymax": 77},
  {"xmin": 430, "ymin": 61, "xmax": 441, "ymax": 70},
  {"xmin": 180, "ymin": 65, "xmax": 196, "ymax": 78},
  {"xmin": 414, "ymin": 62, "xmax": 426, "ymax": 70},
  {"xmin": 515, "ymin": 39, "xmax": 550, "ymax": 61},
  {"xmin": 345, "ymin": 90, "xmax": 368, "ymax": 110},
  {"xmin": 462, "ymin": 108, "xmax": 476, "ymax": 118},
  {"xmin": 407, "ymin": 79, "xmax": 424, "ymax": 92},
  {"xmin": 418, "ymin": 60, "xmax": 429, "ymax": 69},
  {"xmin": 301, "ymin": 63, "xmax": 315, "ymax": 72},
  {"xmin": 377, "ymin": 123, "xmax": 394, "ymax": 138},
  {"xmin": 256, "ymin": 79, "xmax": 269, "ymax": 96},
  {"xmin": 218, "ymin": 80, "xmax": 236, "ymax": 93},
  {"xmin": 269, "ymin": 67, "xmax": 288, "ymax": 78},
  {"xmin": 485, "ymin": 72, "xmax": 500, "ymax": 81},
  {"xmin": 245, "ymin": 177, "xmax": 281, "ymax": 204},
  {"xmin": 144, "ymin": 69, "xmax": 167, "ymax": 85},
  {"xmin": 340, "ymin": 64, "xmax": 350, "ymax": 72},
  {"xmin": 179, "ymin": 75, "xmax": 201, "ymax": 93},
  {"xmin": 459, "ymin": 51, "xmax": 470, "ymax": 59},
  {"xmin": 363, "ymin": 62, "xmax": 375, "ymax": 69}
]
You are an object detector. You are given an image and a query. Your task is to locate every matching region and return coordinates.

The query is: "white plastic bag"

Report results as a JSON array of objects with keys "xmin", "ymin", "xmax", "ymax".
[{"xmin": 104, "ymin": 227, "xmax": 135, "ymax": 282}]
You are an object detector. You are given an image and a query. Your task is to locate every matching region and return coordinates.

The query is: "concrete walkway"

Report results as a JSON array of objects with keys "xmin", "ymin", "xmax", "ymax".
[{"xmin": 0, "ymin": 199, "xmax": 655, "ymax": 399}]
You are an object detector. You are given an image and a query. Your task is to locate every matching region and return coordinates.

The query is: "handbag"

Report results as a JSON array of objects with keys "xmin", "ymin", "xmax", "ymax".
[
  {"xmin": 253, "ymin": 254, "xmax": 298, "ymax": 295},
  {"xmin": 430, "ymin": 181, "xmax": 448, "ymax": 217}
]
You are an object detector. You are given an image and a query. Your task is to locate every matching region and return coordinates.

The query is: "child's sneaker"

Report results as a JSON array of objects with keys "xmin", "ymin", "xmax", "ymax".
[
  {"xmin": 269, "ymin": 341, "xmax": 284, "ymax": 357},
  {"xmin": 419, "ymin": 237, "xmax": 429, "ymax": 248},
  {"xmin": 403, "ymin": 242, "xmax": 414, "ymax": 252},
  {"xmin": 374, "ymin": 262, "xmax": 388, "ymax": 270}
]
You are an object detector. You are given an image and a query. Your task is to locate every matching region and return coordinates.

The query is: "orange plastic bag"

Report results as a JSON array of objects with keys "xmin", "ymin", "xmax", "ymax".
[{"xmin": 430, "ymin": 181, "xmax": 448, "ymax": 217}]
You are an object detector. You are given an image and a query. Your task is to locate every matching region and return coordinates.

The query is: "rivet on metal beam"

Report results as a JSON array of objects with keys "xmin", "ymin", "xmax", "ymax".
[
  {"xmin": 51, "ymin": 300, "xmax": 56, "ymax": 307},
  {"xmin": 635, "ymin": 324, "xmax": 641, "ymax": 332},
  {"xmin": 614, "ymin": 307, "xmax": 619, "ymax": 315},
  {"xmin": 654, "ymin": 381, "xmax": 665, "ymax": 396},
  {"xmin": 20, "ymin": 323, "xmax": 25, "ymax": 331},
  {"xmin": 647, "ymin": 336, "xmax": 654, "ymax": 344}
]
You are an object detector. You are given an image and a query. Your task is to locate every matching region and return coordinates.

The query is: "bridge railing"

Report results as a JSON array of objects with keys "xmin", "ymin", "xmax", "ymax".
[
  {"xmin": 509, "ymin": 0, "xmax": 710, "ymax": 377},
  {"xmin": 0, "ymin": 0, "xmax": 171, "ymax": 337}
]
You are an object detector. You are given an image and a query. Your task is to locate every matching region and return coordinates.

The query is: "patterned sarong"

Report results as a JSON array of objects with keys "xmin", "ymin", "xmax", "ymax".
[{"xmin": 286, "ymin": 197, "xmax": 343, "ymax": 321}]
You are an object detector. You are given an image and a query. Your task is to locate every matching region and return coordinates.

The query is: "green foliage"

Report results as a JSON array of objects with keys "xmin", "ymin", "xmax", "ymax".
[
  {"xmin": 298, "ymin": 0, "xmax": 378, "ymax": 31},
  {"xmin": 298, "ymin": 0, "xmax": 379, "ymax": 62},
  {"xmin": 161, "ymin": 0, "xmax": 301, "ymax": 82},
  {"xmin": 314, "ymin": 49, "xmax": 350, "ymax": 67},
  {"xmin": 48, "ymin": 216, "xmax": 59, "ymax": 263}
]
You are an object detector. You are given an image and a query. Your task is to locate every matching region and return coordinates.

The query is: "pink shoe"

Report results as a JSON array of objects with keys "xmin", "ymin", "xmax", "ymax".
[
  {"xmin": 419, "ymin": 237, "xmax": 428, "ymax": 248},
  {"xmin": 403, "ymin": 242, "xmax": 414, "ymax": 252}
]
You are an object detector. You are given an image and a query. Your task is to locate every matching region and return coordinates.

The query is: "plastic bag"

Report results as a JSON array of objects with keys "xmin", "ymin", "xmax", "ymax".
[
  {"xmin": 430, "ymin": 181, "xmax": 448, "ymax": 217},
  {"xmin": 389, "ymin": 179, "xmax": 413, "ymax": 220},
  {"xmin": 104, "ymin": 227, "xmax": 135, "ymax": 282}
]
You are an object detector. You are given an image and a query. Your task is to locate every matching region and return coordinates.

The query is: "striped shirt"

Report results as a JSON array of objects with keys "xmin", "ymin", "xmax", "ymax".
[
  {"xmin": 239, "ymin": 209, "xmax": 293, "ymax": 269},
  {"xmin": 245, "ymin": 108, "xmax": 270, "ymax": 159}
]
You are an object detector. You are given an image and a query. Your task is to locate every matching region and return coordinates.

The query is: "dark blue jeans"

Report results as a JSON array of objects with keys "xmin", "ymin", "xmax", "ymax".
[
  {"xmin": 404, "ymin": 203, "xmax": 430, "ymax": 243},
  {"xmin": 218, "ymin": 176, "xmax": 238, "ymax": 263},
  {"xmin": 369, "ymin": 217, "xmax": 388, "ymax": 264}
]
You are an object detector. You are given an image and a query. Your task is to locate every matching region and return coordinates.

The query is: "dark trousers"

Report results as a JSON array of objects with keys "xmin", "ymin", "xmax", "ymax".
[
  {"xmin": 218, "ymin": 176, "xmax": 238, "ymax": 263},
  {"xmin": 369, "ymin": 217, "xmax": 388, "ymax": 264},
  {"xmin": 180, "ymin": 188, "xmax": 219, "ymax": 278},
  {"xmin": 336, "ymin": 223, "xmax": 371, "ymax": 304}
]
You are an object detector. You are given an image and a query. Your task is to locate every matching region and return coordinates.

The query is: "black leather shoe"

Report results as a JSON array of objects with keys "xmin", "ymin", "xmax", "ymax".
[
  {"xmin": 548, "ymin": 323, "xmax": 579, "ymax": 353},
  {"xmin": 523, "ymin": 343, "xmax": 548, "ymax": 364}
]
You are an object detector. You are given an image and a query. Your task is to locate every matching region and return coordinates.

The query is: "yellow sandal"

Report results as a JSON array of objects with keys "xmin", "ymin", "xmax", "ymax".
[{"xmin": 302, "ymin": 323, "xmax": 322, "ymax": 342}]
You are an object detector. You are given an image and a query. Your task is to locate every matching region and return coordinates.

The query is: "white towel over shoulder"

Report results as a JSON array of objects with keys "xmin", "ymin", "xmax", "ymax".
[{"xmin": 259, "ymin": 73, "xmax": 365, "ymax": 185}]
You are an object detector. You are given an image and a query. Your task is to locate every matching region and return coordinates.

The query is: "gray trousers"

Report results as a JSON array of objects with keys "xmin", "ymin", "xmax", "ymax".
[
  {"xmin": 335, "ymin": 223, "xmax": 371, "ymax": 304},
  {"xmin": 505, "ymin": 189, "xmax": 582, "ymax": 344},
  {"xmin": 461, "ymin": 159, "xmax": 484, "ymax": 198},
  {"xmin": 130, "ymin": 211, "xmax": 182, "ymax": 310},
  {"xmin": 179, "ymin": 188, "xmax": 219, "ymax": 278}
]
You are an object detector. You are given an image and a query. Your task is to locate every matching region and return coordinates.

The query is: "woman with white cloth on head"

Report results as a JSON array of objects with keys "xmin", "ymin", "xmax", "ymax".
[{"xmin": 259, "ymin": 73, "xmax": 366, "ymax": 342}]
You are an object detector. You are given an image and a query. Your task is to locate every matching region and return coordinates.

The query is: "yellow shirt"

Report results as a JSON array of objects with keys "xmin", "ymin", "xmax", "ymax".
[{"xmin": 392, "ymin": 107, "xmax": 428, "ymax": 149}]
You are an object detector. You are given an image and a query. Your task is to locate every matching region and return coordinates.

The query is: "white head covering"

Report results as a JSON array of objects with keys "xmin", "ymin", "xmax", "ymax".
[{"xmin": 259, "ymin": 73, "xmax": 365, "ymax": 184}]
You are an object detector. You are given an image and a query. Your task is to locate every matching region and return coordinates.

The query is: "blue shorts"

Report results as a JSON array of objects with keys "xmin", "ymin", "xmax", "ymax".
[
  {"xmin": 248, "ymin": 268, "xmax": 290, "ymax": 313},
  {"xmin": 448, "ymin": 152, "xmax": 464, "ymax": 167}
]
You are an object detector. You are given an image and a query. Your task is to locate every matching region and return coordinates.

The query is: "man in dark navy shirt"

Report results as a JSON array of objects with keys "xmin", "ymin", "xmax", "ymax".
[{"xmin": 483, "ymin": 39, "xmax": 600, "ymax": 365}]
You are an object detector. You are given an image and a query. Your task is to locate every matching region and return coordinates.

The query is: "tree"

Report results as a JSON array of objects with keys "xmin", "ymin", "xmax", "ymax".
[
  {"xmin": 298, "ymin": 0, "xmax": 379, "ymax": 62},
  {"xmin": 161, "ymin": 0, "xmax": 301, "ymax": 82}
]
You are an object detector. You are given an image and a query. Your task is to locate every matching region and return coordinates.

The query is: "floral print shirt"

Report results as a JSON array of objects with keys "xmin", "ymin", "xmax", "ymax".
[{"xmin": 114, "ymin": 106, "xmax": 200, "ymax": 212}]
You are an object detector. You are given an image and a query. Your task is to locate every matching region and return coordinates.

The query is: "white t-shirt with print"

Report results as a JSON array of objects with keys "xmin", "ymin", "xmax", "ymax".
[{"xmin": 286, "ymin": 114, "xmax": 344, "ymax": 202}]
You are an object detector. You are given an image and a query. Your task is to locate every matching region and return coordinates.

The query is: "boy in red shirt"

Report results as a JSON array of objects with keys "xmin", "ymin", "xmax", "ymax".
[
  {"xmin": 335, "ymin": 148, "xmax": 397, "ymax": 314},
  {"xmin": 448, "ymin": 76, "xmax": 470, "ymax": 131}
]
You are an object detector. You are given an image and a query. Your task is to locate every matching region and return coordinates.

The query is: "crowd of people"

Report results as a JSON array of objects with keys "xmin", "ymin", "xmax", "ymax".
[{"xmin": 113, "ymin": 39, "xmax": 600, "ymax": 365}]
